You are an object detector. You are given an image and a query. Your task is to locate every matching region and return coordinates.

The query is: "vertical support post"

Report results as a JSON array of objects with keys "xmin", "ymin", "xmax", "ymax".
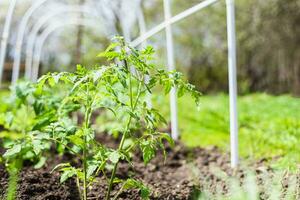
[
  {"xmin": 0, "ymin": 0, "xmax": 17, "ymax": 86},
  {"xmin": 226, "ymin": 0, "xmax": 238, "ymax": 168},
  {"xmin": 163, "ymin": 0, "xmax": 179, "ymax": 140}
]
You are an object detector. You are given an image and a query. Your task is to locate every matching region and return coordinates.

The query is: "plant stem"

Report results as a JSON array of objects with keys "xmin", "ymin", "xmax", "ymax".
[
  {"xmin": 105, "ymin": 72, "xmax": 143, "ymax": 200},
  {"xmin": 83, "ymin": 143, "xmax": 87, "ymax": 200},
  {"xmin": 105, "ymin": 118, "xmax": 131, "ymax": 200},
  {"xmin": 83, "ymin": 105, "xmax": 92, "ymax": 200},
  {"xmin": 76, "ymin": 177, "xmax": 82, "ymax": 200},
  {"xmin": 6, "ymin": 159, "xmax": 22, "ymax": 200}
]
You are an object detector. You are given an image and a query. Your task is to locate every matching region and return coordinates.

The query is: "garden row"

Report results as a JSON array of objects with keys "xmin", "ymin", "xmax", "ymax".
[{"xmin": 0, "ymin": 38, "xmax": 201, "ymax": 200}]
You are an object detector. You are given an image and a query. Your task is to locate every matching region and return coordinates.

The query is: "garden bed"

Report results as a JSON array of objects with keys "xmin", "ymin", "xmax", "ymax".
[{"xmin": 0, "ymin": 132, "xmax": 238, "ymax": 200}]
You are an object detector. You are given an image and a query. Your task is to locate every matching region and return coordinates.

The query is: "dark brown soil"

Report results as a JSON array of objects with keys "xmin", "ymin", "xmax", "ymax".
[{"xmin": 0, "ymin": 133, "xmax": 265, "ymax": 200}]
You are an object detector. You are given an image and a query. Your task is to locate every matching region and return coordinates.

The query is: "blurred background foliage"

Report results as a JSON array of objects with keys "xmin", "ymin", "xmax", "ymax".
[
  {"xmin": 0, "ymin": 0, "xmax": 300, "ymax": 95},
  {"xmin": 167, "ymin": 0, "xmax": 300, "ymax": 95}
]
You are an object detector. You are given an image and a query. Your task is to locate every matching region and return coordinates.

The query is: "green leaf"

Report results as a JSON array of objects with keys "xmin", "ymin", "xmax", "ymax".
[
  {"xmin": 71, "ymin": 77, "xmax": 87, "ymax": 92},
  {"xmin": 34, "ymin": 156, "xmax": 47, "ymax": 169},
  {"xmin": 140, "ymin": 141, "xmax": 155, "ymax": 164},
  {"xmin": 152, "ymin": 109, "xmax": 167, "ymax": 125},
  {"xmin": 159, "ymin": 133, "xmax": 174, "ymax": 147},
  {"xmin": 60, "ymin": 169, "xmax": 76, "ymax": 183},
  {"xmin": 92, "ymin": 68, "xmax": 105, "ymax": 82},
  {"xmin": 178, "ymin": 85, "xmax": 185, "ymax": 97},
  {"xmin": 164, "ymin": 81, "xmax": 172, "ymax": 94},
  {"xmin": 32, "ymin": 140, "xmax": 43, "ymax": 155},
  {"xmin": 48, "ymin": 77, "xmax": 56, "ymax": 87},
  {"xmin": 97, "ymin": 51, "xmax": 120, "ymax": 60},
  {"xmin": 141, "ymin": 187, "xmax": 150, "ymax": 200},
  {"xmin": 51, "ymin": 163, "xmax": 71, "ymax": 173},
  {"xmin": 68, "ymin": 135, "xmax": 85, "ymax": 149},
  {"xmin": 87, "ymin": 162, "xmax": 98, "ymax": 178},
  {"xmin": 5, "ymin": 112, "xmax": 13, "ymax": 126},
  {"xmin": 122, "ymin": 179, "xmax": 150, "ymax": 200},
  {"xmin": 4, "ymin": 144, "xmax": 22, "ymax": 158},
  {"xmin": 53, "ymin": 73, "xmax": 61, "ymax": 83},
  {"xmin": 108, "ymin": 151, "xmax": 121, "ymax": 164},
  {"xmin": 123, "ymin": 178, "xmax": 139, "ymax": 189}
]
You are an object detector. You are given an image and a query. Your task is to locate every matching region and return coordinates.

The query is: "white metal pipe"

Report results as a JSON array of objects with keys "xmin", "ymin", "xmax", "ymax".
[
  {"xmin": 163, "ymin": 0, "xmax": 179, "ymax": 140},
  {"xmin": 25, "ymin": 5, "xmax": 99, "ymax": 80},
  {"xmin": 131, "ymin": 0, "xmax": 219, "ymax": 47},
  {"xmin": 226, "ymin": 0, "xmax": 239, "ymax": 168},
  {"xmin": 12, "ymin": 0, "xmax": 50, "ymax": 84},
  {"xmin": 0, "ymin": 0, "xmax": 17, "ymax": 86},
  {"xmin": 31, "ymin": 19, "xmax": 99, "ymax": 81}
]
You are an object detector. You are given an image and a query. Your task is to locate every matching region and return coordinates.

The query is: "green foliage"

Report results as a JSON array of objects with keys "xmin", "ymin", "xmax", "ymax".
[
  {"xmin": 27, "ymin": 37, "xmax": 200, "ymax": 200},
  {"xmin": 154, "ymin": 93, "xmax": 300, "ymax": 170},
  {"xmin": 0, "ymin": 81, "xmax": 64, "ymax": 168},
  {"xmin": 114, "ymin": 178, "xmax": 150, "ymax": 200},
  {"xmin": 144, "ymin": 0, "xmax": 300, "ymax": 95}
]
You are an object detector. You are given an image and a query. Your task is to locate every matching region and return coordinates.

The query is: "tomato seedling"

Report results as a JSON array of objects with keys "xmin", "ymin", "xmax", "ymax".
[{"xmin": 31, "ymin": 37, "xmax": 200, "ymax": 200}]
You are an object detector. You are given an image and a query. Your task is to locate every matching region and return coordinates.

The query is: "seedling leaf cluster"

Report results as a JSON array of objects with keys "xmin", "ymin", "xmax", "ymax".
[{"xmin": 1, "ymin": 37, "xmax": 200, "ymax": 200}]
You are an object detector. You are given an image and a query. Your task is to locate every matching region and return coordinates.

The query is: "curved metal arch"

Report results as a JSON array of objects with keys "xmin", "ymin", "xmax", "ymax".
[
  {"xmin": 31, "ymin": 18, "xmax": 101, "ymax": 81},
  {"xmin": 0, "ymin": 0, "xmax": 17, "ymax": 85},
  {"xmin": 24, "ymin": 5, "xmax": 101, "ymax": 80},
  {"xmin": 12, "ymin": 0, "xmax": 58, "ymax": 84},
  {"xmin": 131, "ymin": 0, "xmax": 219, "ymax": 47}
]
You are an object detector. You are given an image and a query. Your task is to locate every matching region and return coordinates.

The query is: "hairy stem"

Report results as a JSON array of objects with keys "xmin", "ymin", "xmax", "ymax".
[
  {"xmin": 80, "ymin": 78, "xmax": 94, "ymax": 200},
  {"xmin": 83, "ymin": 103, "xmax": 92, "ymax": 200},
  {"xmin": 105, "ymin": 67, "xmax": 143, "ymax": 200},
  {"xmin": 6, "ymin": 159, "xmax": 22, "ymax": 200},
  {"xmin": 76, "ymin": 176, "xmax": 82, "ymax": 200}
]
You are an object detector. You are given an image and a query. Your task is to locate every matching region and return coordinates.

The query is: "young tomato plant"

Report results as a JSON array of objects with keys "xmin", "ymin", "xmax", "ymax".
[
  {"xmin": 0, "ymin": 81, "xmax": 69, "ymax": 200},
  {"xmin": 38, "ymin": 37, "xmax": 200, "ymax": 200},
  {"xmin": 1, "ymin": 81, "xmax": 64, "ymax": 169}
]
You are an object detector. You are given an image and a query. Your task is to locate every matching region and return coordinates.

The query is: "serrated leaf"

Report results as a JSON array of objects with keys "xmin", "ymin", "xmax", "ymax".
[
  {"xmin": 48, "ymin": 77, "xmax": 55, "ymax": 87},
  {"xmin": 51, "ymin": 163, "xmax": 71, "ymax": 173},
  {"xmin": 122, "ymin": 179, "xmax": 150, "ymax": 200},
  {"xmin": 87, "ymin": 162, "xmax": 98, "ymax": 178},
  {"xmin": 60, "ymin": 169, "xmax": 76, "ymax": 183},
  {"xmin": 4, "ymin": 144, "xmax": 21, "ymax": 158},
  {"xmin": 108, "ymin": 151, "xmax": 121, "ymax": 164},
  {"xmin": 32, "ymin": 140, "xmax": 43, "ymax": 155},
  {"xmin": 97, "ymin": 51, "xmax": 120, "ymax": 60},
  {"xmin": 123, "ymin": 178, "xmax": 139, "ymax": 189},
  {"xmin": 140, "ymin": 141, "xmax": 155, "ymax": 164},
  {"xmin": 164, "ymin": 81, "xmax": 172, "ymax": 94},
  {"xmin": 53, "ymin": 73, "xmax": 61, "ymax": 83},
  {"xmin": 71, "ymin": 77, "xmax": 87, "ymax": 92},
  {"xmin": 141, "ymin": 187, "xmax": 150, "ymax": 200},
  {"xmin": 68, "ymin": 135, "xmax": 85, "ymax": 149},
  {"xmin": 159, "ymin": 133, "xmax": 174, "ymax": 147},
  {"xmin": 178, "ymin": 85, "xmax": 185, "ymax": 97},
  {"xmin": 34, "ymin": 156, "xmax": 47, "ymax": 169}
]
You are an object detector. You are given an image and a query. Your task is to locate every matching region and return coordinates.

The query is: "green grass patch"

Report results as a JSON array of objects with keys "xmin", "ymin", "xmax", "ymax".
[{"xmin": 153, "ymin": 93, "xmax": 300, "ymax": 169}]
